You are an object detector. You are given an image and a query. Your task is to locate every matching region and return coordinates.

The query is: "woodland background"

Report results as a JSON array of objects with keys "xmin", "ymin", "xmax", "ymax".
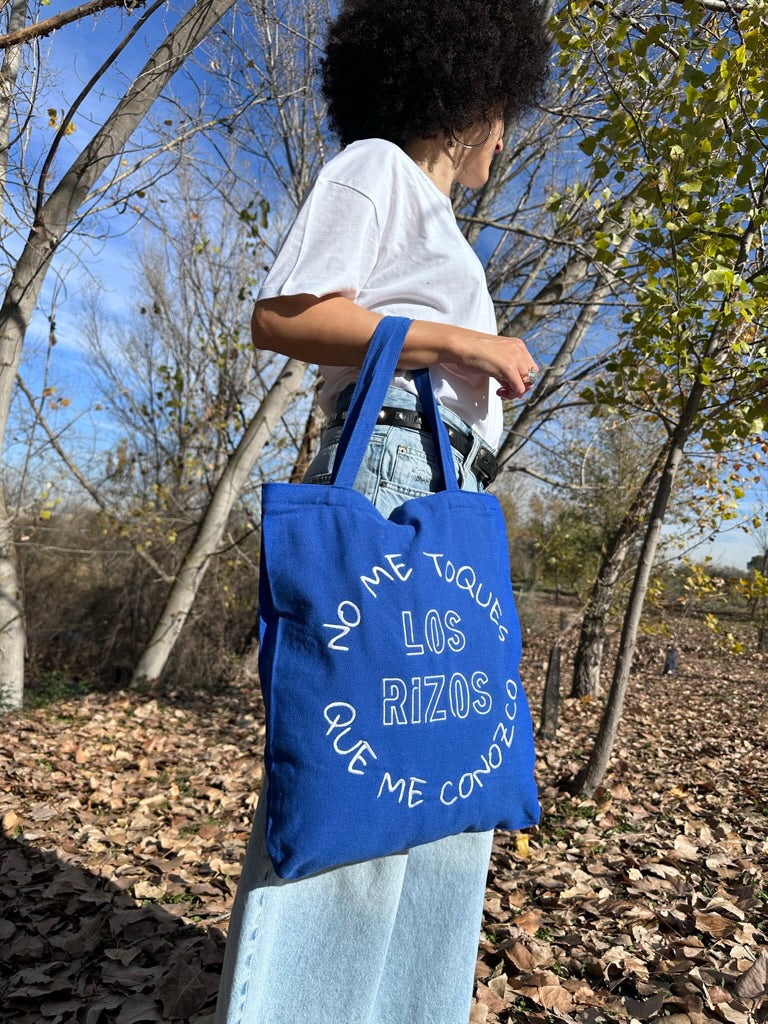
[{"xmin": 1, "ymin": 0, "xmax": 767, "ymax": 1020}]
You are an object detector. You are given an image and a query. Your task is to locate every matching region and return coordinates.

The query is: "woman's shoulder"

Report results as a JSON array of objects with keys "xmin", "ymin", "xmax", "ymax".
[{"xmin": 319, "ymin": 138, "xmax": 412, "ymax": 195}]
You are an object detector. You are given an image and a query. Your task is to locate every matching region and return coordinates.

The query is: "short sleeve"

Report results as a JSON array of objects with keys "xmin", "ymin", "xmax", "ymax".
[{"xmin": 258, "ymin": 180, "xmax": 380, "ymax": 302}]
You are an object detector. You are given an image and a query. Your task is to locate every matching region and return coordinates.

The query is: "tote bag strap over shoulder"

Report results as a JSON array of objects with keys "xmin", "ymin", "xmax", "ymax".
[{"xmin": 331, "ymin": 316, "xmax": 460, "ymax": 492}]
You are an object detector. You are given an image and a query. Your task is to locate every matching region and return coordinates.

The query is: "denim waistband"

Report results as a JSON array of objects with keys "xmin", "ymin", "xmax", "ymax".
[{"xmin": 332, "ymin": 383, "xmax": 496, "ymax": 457}]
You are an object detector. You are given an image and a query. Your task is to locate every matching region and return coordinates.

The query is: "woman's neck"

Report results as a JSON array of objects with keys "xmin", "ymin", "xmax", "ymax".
[{"xmin": 402, "ymin": 137, "xmax": 455, "ymax": 196}]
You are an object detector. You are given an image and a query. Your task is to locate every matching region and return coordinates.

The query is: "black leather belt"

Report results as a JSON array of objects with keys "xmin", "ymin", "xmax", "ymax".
[{"xmin": 327, "ymin": 406, "xmax": 498, "ymax": 486}]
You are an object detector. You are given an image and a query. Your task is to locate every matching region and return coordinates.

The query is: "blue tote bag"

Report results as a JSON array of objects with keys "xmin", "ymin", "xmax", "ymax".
[{"xmin": 258, "ymin": 316, "xmax": 539, "ymax": 879}]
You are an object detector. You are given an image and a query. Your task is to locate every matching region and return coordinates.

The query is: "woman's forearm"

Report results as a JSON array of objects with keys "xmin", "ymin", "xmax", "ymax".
[{"xmin": 252, "ymin": 293, "xmax": 536, "ymax": 398}]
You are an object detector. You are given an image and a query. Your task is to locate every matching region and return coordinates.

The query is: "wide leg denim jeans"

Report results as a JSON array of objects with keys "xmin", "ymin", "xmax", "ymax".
[{"xmin": 214, "ymin": 386, "xmax": 496, "ymax": 1024}]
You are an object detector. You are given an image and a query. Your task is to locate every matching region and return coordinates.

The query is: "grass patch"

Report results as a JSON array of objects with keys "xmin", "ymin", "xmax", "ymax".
[{"xmin": 25, "ymin": 670, "xmax": 93, "ymax": 709}]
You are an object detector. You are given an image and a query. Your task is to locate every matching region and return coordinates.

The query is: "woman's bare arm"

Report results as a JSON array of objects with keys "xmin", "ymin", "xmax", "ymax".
[{"xmin": 252, "ymin": 293, "xmax": 536, "ymax": 399}]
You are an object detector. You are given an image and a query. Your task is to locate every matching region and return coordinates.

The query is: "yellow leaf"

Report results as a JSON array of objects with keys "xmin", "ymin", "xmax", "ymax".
[
  {"xmin": 2, "ymin": 810, "xmax": 20, "ymax": 830},
  {"xmin": 515, "ymin": 832, "xmax": 531, "ymax": 858}
]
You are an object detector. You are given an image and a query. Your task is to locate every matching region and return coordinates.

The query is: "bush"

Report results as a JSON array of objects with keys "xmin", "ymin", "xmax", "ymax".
[{"xmin": 17, "ymin": 504, "xmax": 260, "ymax": 696}]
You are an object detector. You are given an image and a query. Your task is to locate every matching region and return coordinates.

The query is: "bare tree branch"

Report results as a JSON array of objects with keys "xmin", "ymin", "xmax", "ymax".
[
  {"xmin": 689, "ymin": 0, "xmax": 747, "ymax": 11},
  {"xmin": 0, "ymin": 0, "xmax": 145, "ymax": 50},
  {"xmin": 35, "ymin": 0, "xmax": 165, "ymax": 218}
]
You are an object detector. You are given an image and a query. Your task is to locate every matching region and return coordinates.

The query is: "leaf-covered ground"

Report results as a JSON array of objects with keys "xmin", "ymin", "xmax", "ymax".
[{"xmin": 2, "ymin": 617, "xmax": 767, "ymax": 1024}]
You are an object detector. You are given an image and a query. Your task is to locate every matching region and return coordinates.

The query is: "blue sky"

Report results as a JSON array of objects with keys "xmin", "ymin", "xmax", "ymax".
[{"xmin": 702, "ymin": 522, "xmax": 763, "ymax": 571}]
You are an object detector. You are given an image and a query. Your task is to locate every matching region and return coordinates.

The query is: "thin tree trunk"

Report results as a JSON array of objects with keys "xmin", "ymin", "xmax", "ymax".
[
  {"xmin": 754, "ymin": 548, "xmax": 768, "ymax": 652},
  {"xmin": 570, "ymin": 445, "xmax": 667, "ymax": 698},
  {"xmin": 0, "ymin": 0, "xmax": 28, "ymax": 709},
  {"xmin": 499, "ymin": 192, "xmax": 646, "ymax": 342},
  {"xmin": 498, "ymin": 214, "xmax": 641, "ymax": 466},
  {"xmin": 131, "ymin": 358, "xmax": 307, "ymax": 685},
  {"xmin": 572, "ymin": 183, "xmax": 763, "ymax": 793},
  {"xmin": 0, "ymin": 482, "xmax": 24, "ymax": 709},
  {"xmin": 289, "ymin": 377, "xmax": 323, "ymax": 483},
  {"xmin": 539, "ymin": 645, "xmax": 561, "ymax": 740},
  {"xmin": 572, "ymin": 381, "xmax": 705, "ymax": 797}
]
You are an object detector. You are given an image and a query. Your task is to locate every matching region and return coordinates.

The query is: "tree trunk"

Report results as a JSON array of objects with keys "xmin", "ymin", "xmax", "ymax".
[
  {"xmin": 572, "ymin": 177, "xmax": 765, "ymax": 793},
  {"xmin": 570, "ymin": 604, "xmax": 607, "ymax": 700},
  {"xmin": 570, "ymin": 446, "xmax": 667, "ymax": 698},
  {"xmin": 572, "ymin": 383, "xmax": 705, "ymax": 797},
  {"xmin": 131, "ymin": 358, "xmax": 307, "ymax": 685},
  {"xmin": 0, "ymin": 2, "xmax": 27, "ymax": 711},
  {"xmin": 289, "ymin": 377, "xmax": 323, "ymax": 483},
  {"xmin": 758, "ymin": 548, "xmax": 768, "ymax": 652},
  {"xmin": 0, "ymin": 0, "xmax": 237, "ymax": 706},
  {"xmin": 0, "ymin": 482, "xmax": 24, "ymax": 709},
  {"xmin": 539, "ymin": 645, "xmax": 561, "ymax": 740}
]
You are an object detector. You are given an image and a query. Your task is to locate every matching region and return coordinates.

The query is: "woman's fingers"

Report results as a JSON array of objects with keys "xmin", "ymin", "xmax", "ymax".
[
  {"xmin": 493, "ymin": 339, "xmax": 538, "ymax": 398},
  {"xmin": 496, "ymin": 378, "xmax": 531, "ymax": 400}
]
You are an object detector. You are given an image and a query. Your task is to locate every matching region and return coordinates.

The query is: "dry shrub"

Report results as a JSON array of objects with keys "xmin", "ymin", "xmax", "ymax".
[{"xmin": 17, "ymin": 505, "xmax": 260, "ymax": 698}]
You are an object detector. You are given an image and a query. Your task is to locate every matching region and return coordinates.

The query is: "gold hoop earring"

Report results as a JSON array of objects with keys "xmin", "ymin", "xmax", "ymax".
[{"xmin": 450, "ymin": 120, "xmax": 493, "ymax": 149}]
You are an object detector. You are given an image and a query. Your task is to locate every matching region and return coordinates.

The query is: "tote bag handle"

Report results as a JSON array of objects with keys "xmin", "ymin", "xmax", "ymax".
[{"xmin": 331, "ymin": 316, "xmax": 460, "ymax": 492}]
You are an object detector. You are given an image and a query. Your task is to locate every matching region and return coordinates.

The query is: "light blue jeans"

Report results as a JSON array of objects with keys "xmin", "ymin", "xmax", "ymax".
[{"xmin": 214, "ymin": 386, "xmax": 496, "ymax": 1024}]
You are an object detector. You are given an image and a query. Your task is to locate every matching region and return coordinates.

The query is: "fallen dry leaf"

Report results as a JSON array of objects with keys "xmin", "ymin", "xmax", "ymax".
[
  {"xmin": 503, "ymin": 937, "xmax": 553, "ymax": 973},
  {"xmin": 475, "ymin": 980, "xmax": 507, "ymax": 1014},
  {"xmin": 509, "ymin": 969, "xmax": 576, "ymax": 1012},
  {"xmin": 158, "ymin": 956, "xmax": 219, "ymax": 1018},
  {"xmin": 734, "ymin": 950, "xmax": 768, "ymax": 1001},
  {"xmin": 694, "ymin": 911, "xmax": 739, "ymax": 940},
  {"xmin": 468, "ymin": 998, "xmax": 488, "ymax": 1024},
  {"xmin": 512, "ymin": 909, "xmax": 542, "ymax": 934}
]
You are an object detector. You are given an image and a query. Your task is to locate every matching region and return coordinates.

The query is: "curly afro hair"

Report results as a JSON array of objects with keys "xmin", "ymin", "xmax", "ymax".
[{"xmin": 320, "ymin": 0, "xmax": 551, "ymax": 147}]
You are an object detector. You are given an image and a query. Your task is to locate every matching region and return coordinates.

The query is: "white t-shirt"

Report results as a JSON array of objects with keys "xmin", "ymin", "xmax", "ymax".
[{"xmin": 258, "ymin": 138, "xmax": 503, "ymax": 447}]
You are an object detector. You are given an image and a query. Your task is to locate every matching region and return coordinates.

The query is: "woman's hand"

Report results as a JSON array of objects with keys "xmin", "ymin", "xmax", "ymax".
[{"xmin": 438, "ymin": 332, "xmax": 538, "ymax": 399}]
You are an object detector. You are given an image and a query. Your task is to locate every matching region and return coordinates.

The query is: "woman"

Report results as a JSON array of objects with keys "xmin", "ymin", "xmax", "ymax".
[{"xmin": 215, "ymin": 2, "xmax": 550, "ymax": 1021}]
